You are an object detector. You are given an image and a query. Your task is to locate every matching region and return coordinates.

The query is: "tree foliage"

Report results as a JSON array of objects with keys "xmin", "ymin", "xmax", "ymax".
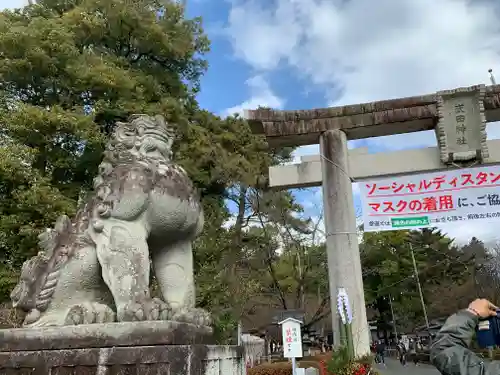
[
  {"xmin": 0, "ymin": 0, "xmax": 315, "ymax": 342},
  {"xmin": 0, "ymin": 0, "xmax": 207, "ymax": 266},
  {"xmin": 360, "ymin": 227, "xmax": 500, "ymax": 335},
  {"xmin": 0, "ymin": 0, "xmax": 268, "ymax": 315},
  {"xmin": 233, "ymin": 203, "xmax": 331, "ymax": 334}
]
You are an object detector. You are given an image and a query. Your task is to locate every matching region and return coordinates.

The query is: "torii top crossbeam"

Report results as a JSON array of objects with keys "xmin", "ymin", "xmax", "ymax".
[{"xmin": 246, "ymin": 84, "xmax": 500, "ymax": 147}]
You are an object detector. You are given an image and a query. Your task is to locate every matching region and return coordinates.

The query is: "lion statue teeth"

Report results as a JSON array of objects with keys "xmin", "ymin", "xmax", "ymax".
[{"xmin": 10, "ymin": 114, "xmax": 211, "ymax": 328}]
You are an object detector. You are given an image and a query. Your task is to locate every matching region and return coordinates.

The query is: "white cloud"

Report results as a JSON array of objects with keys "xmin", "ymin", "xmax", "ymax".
[
  {"xmin": 224, "ymin": 0, "xmax": 500, "ymax": 243},
  {"xmin": 226, "ymin": 0, "xmax": 500, "ymax": 103},
  {"xmin": 225, "ymin": 0, "xmax": 500, "ymax": 144},
  {"xmin": 222, "ymin": 75, "xmax": 284, "ymax": 117},
  {"xmin": 224, "ymin": 0, "xmax": 302, "ymax": 71},
  {"xmin": 0, "ymin": 0, "xmax": 28, "ymax": 9}
]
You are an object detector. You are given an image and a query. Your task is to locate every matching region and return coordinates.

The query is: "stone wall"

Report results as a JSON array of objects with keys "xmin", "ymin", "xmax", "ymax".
[
  {"xmin": 1, "ymin": 344, "xmax": 244, "ymax": 375},
  {"xmin": 0, "ymin": 321, "xmax": 244, "ymax": 375}
]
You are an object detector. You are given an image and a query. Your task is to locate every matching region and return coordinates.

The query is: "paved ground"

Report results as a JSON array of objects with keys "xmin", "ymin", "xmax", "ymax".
[{"xmin": 374, "ymin": 358, "xmax": 441, "ymax": 375}]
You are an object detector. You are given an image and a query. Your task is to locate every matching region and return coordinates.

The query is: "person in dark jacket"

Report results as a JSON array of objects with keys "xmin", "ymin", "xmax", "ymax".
[
  {"xmin": 410, "ymin": 338, "xmax": 419, "ymax": 365},
  {"xmin": 397, "ymin": 339, "xmax": 407, "ymax": 366},
  {"xmin": 431, "ymin": 298, "xmax": 499, "ymax": 375},
  {"xmin": 375, "ymin": 340, "xmax": 386, "ymax": 366}
]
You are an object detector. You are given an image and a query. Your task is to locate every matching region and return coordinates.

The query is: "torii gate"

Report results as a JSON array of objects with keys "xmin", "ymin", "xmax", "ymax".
[{"xmin": 246, "ymin": 84, "xmax": 500, "ymax": 356}]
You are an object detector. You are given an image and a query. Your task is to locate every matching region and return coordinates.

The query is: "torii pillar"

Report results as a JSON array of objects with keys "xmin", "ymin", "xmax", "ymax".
[
  {"xmin": 319, "ymin": 129, "xmax": 369, "ymax": 354},
  {"xmin": 245, "ymin": 83, "xmax": 500, "ymax": 357}
]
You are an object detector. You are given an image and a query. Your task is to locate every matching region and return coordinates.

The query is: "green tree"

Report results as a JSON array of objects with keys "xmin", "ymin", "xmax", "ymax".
[
  {"xmin": 237, "ymin": 207, "xmax": 330, "ymax": 333},
  {"xmin": 187, "ymin": 116, "xmax": 302, "ymax": 342},
  {"xmin": 0, "ymin": 0, "xmax": 315, "ymax": 341},
  {"xmin": 0, "ymin": 0, "xmax": 275, "ymax": 320},
  {"xmin": 361, "ymin": 228, "xmax": 474, "ymax": 333},
  {"xmin": 0, "ymin": 140, "xmax": 75, "ymax": 300},
  {"xmin": 0, "ymin": 0, "xmax": 208, "ymax": 269},
  {"xmin": 416, "ymin": 235, "xmax": 496, "ymax": 320},
  {"xmin": 460, "ymin": 238, "xmax": 500, "ymax": 306}
]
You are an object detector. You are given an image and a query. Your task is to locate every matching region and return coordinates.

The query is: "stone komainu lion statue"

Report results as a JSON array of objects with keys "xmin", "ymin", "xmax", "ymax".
[{"xmin": 10, "ymin": 114, "xmax": 211, "ymax": 327}]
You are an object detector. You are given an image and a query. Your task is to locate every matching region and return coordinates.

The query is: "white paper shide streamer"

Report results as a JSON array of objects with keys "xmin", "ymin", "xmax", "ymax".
[{"xmin": 337, "ymin": 288, "xmax": 353, "ymax": 324}]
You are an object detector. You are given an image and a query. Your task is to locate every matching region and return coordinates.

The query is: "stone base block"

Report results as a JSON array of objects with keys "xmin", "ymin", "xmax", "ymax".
[
  {"xmin": 0, "ymin": 320, "xmax": 213, "ymax": 351},
  {"xmin": 1, "ymin": 344, "xmax": 244, "ymax": 375},
  {"xmin": 0, "ymin": 321, "xmax": 244, "ymax": 375}
]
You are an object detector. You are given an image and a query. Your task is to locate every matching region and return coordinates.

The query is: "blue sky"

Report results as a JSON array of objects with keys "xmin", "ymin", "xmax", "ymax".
[
  {"xmin": 186, "ymin": 1, "xmax": 328, "ymax": 116},
  {"xmin": 3, "ymin": 0, "xmax": 500, "ymax": 243}
]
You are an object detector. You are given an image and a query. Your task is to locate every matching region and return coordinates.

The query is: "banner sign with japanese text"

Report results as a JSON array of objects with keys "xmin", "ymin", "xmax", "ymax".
[{"xmin": 360, "ymin": 165, "xmax": 500, "ymax": 232}]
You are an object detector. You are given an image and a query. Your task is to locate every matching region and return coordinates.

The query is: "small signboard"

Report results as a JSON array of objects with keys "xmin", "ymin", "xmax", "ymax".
[
  {"xmin": 279, "ymin": 317, "xmax": 303, "ymax": 358},
  {"xmin": 360, "ymin": 165, "xmax": 500, "ymax": 232}
]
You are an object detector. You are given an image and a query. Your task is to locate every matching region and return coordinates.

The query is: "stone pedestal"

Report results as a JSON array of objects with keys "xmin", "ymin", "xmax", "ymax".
[{"xmin": 0, "ymin": 321, "xmax": 244, "ymax": 375}]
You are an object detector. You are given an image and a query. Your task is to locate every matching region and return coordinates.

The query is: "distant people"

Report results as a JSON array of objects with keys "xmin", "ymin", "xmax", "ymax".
[
  {"xmin": 397, "ymin": 339, "xmax": 407, "ymax": 366},
  {"xmin": 375, "ymin": 340, "xmax": 386, "ymax": 366},
  {"xmin": 417, "ymin": 338, "xmax": 423, "ymax": 351},
  {"xmin": 409, "ymin": 338, "xmax": 419, "ymax": 366}
]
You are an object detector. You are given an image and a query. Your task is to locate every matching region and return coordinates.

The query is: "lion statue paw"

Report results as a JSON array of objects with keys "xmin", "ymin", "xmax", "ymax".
[
  {"xmin": 172, "ymin": 307, "xmax": 212, "ymax": 327},
  {"xmin": 119, "ymin": 297, "xmax": 172, "ymax": 322},
  {"xmin": 64, "ymin": 302, "xmax": 116, "ymax": 325}
]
